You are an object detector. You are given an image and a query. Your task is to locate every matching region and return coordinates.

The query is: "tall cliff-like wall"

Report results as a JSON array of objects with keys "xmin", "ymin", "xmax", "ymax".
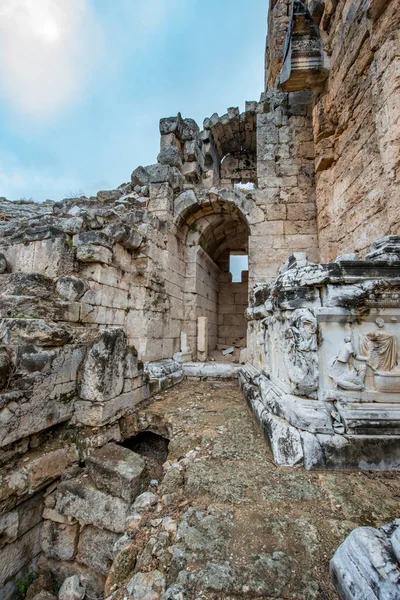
[
  {"xmin": 314, "ymin": 0, "xmax": 400, "ymax": 261},
  {"xmin": 266, "ymin": 0, "xmax": 400, "ymax": 261}
]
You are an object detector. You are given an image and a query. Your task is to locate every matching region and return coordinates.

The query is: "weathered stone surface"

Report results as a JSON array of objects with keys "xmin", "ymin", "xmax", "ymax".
[
  {"xmin": 133, "ymin": 492, "xmax": 157, "ymax": 512},
  {"xmin": 0, "ymin": 347, "xmax": 85, "ymax": 447},
  {"xmin": 0, "ymin": 523, "xmax": 41, "ymax": 589},
  {"xmin": 0, "ymin": 347, "xmax": 11, "ymax": 390},
  {"xmin": 0, "ymin": 319, "xmax": 72, "ymax": 347},
  {"xmin": 331, "ymin": 523, "xmax": 400, "ymax": 600},
  {"xmin": 86, "ymin": 443, "xmax": 148, "ymax": 502},
  {"xmin": 58, "ymin": 575, "xmax": 85, "ymax": 600},
  {"xmin": 0, "ymin": 253, "xmax": 7, "ymax": 274},
  {"xmin": 55, "ymin": 477, "xmax": 130, "ymax": 533},
  {"xmin": 126, "ymin": 570, "xmax": 166, "ymax": 600},
  {"xmin": 76, "ymin": 243, "xmax": 112, "ymax": 265},
  {"xmin": 38, "ymin": 555, "xmax": 105, "ymax": 599},
  {"xmin": 41, "ymin": 520, "xmax": 79, "ymax": 561},
  {"xmin": 131, "ymin": 166, "xmax": 150, "ymax": 187},
  {"xmin": 104, "ymin": 223, "xmax": 143, "ymax": 250},
  {"xmin": 56, "ymin": 277, "xmax": 87, "ymax": 301},
  {"xmin": 77, "ymin": 526, "xmax": 119, "ymax": 575},
  {"xmin": 78, "ymin": 329, "xmax": 126, "ymax": 402},
  {"xmin": 31, "ymin": 593, "xmax": 56, "ymax": 600},
  {"xmin": 157, "ymin": 146, "xmax": 182, "ymax": 169}
]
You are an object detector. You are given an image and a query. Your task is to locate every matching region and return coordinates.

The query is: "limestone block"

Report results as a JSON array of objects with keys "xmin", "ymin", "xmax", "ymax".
[
  {"xmin": 174, "ymin": 189, "xmax": 198, "ymax": 216},
  {"xmin": 131, "ymin": 166, "xmax": 150, "ymax": 187},
  {"xmin": 77, "ymin": 526, "xmax": 119, "ymax": 575},
  {"xmin": 86, "ymin": 443, "xmax": 148, "ymax": 502},
  {"xmin": 146, "ymin": 164, "xmax": 183, "ymax": 192},
  {"xmin": 58, "ymin": 575, "xmax": 85, "ymax": 600},
  {"xmin": 0, "ymin": 523, "xmax": 41, "ymax": 588},
  {"xmin": 56, "ymin": 277, "xmax": 87, "ymax": 302},
  {"xmin": 0, "ymin": 444, "xmax": 78, "ymax": 511},
  {"xmin": 38, "ymin": 556, "xmax": 105, "ymax": 598},
  {"xmin": 0, "ymin": 510, "xmax": 19, "ymax": 548},
  {"xmin": 149, "ymin": 182, "xmax": 174, "ymax": 214},
  {"xmin": 0, "ymin": 319, "xmax": 72, "ymax": 347},
  {"xmin": 0, "ymin": 273, "xmax": 56, "ymax": 299},
  {"xmin": 54, "ymin": 217, "xmax": 84, "ymax": 235},
  {"xmin": 282, "ymin": 396, "xmax": 334, "ymax": 434},
  {"xmin": 41, "ymin": 520, "xmax": 79, "ymax": 561},
  {"xmin": 331, "ymin": 525, "xmax": 400, "ymax": 600},
  {"xmin": 182, "ymin": 363, "xmax": 241, "ymax": 379},
  {"xmin": 0, "ymin": 347, "xmax": 85, "ymax": 447},
  {"xmin": 181, "ymin": 160, "xmax": 201, "ymax": 183},
  {"xmin": 160, "ymin": 115, "xmax": 182, "ymax": 136},
  {"xmin": 76, "ymin": 244, "xmax": 112, "ymax": 265},
  {"xmin": 74, "ymin": 391, "xmax": 142, "ymax": 427},
  {"xmin": 261, "ymin": 412, "xmax": 304, "ymax": 467},
  {"xmin": 181, "ymin": 117, "xmax": 200, "ymax": 141},
  {"xmin": 55, "ymin": 477, "xmax": 130, "ymax": 533},
  {"xmin": 0, "ymin": 238, "xmax": 74, "ymax": 278},
  {"xmin": 160, "ymin": 133, "xmax": 181, "ymax": 150},
  {"xmin": 78, "ymin": 329, "xmax": 126, "ymax": 403},
  {"xmin": 157, "ymin": 146, "xmax": 182, "ymax": 169},
  {"xmin": 104, "ymin": 223, "xmax": 143, "ymax": 250},
  {"xmin": 197, "ymin": 317, "xmax": 208, "ymax": 361}
]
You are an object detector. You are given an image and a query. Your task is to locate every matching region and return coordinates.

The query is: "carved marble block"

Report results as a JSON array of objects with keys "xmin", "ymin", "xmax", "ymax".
[{"xmin": 242, "ymin": 237, "xmax": 400, "ymax": 470}]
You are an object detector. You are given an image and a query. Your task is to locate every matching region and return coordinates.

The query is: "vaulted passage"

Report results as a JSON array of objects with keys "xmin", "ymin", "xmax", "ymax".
[{"xmin": 179, "ymin": 196, "xmax": 250, "ymax": 356}]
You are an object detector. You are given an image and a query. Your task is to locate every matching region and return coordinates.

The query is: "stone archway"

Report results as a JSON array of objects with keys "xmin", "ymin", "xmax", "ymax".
[{"xmin": 174, "ymin": 188, "xmax": 259, "ymax": 359}]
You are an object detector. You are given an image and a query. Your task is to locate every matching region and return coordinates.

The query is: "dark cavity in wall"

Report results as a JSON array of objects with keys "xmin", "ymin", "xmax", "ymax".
[{"xmin": 119, "ymin": 431, "xmax": 170, "ymax": 480}]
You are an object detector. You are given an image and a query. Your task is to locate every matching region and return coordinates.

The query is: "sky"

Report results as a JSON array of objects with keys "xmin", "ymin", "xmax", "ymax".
[{"xmin": 0, "ymin": 0, "xmax": 268, "ymax": 203}]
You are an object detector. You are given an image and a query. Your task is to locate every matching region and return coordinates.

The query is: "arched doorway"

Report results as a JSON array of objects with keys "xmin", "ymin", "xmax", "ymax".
[{"xmin": 175, "ymin": 190, "xmax": 252, "ymax": 359}]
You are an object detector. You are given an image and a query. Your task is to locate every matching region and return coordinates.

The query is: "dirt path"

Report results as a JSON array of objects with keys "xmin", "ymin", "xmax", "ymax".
[{"xmin": 111, "ymin": 379, "xmax": 400, "ymax": 599}]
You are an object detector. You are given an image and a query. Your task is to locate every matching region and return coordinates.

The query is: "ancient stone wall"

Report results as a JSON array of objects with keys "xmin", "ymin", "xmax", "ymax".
[
  {"xmin": 313, "ymin": 0, "xmax": 400, "ymax": 261},
  {"xmin": 265, "ymin": 0, "xmax": 400, "ymax": 262}
]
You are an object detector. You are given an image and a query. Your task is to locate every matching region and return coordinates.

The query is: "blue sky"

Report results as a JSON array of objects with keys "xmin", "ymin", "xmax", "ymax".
[{"xmin": 0, "ymin": 0, "xmax": 268, "ymax": 203}]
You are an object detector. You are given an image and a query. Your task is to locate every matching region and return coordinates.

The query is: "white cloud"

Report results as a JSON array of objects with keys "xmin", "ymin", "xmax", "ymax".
[
  {"xmin": 0, "ymin": 150, "xmax": 94, "ymax": 202},
  {"xmin": 0, "ymin": 0, "xmax": 103, "ymax": 121}
]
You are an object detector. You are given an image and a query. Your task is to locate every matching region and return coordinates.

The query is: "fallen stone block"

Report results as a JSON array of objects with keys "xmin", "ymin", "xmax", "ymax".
[
  {"xmin": 38, "ymin": 556, "xmax": 105, "ymax": 599},
  {"xmin": 331, "ymin": 522, "xmax": 400, "ymax": 599},
  {"xmin": 58, "ymin": 575, "xmax": 85, "ymax": 600},
  {"xmin": 55, "ymin": 476, "xmax": 131, "ymax": 533},
  {"xmin": 182, "ymin": 362, "xmax": 241, "ymax": 379},
  {"xmin": 78, "ymin": 329, "xmax": 126, "ymax": 403},
  {"xmin": 86, "ymin": 443, "xmax": 148, "ymax": 502}
]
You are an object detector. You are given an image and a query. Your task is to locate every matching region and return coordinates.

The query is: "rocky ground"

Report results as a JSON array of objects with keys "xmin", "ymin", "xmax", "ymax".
[{"xmin": 102, "ymin": 379, "xmax": 400, "ymax": 600}]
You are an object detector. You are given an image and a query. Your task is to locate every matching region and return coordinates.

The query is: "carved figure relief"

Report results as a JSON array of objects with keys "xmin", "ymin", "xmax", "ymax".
[
  {"xmin": 360, "ymin": 318, "xmax": 398, "ymax": 372},
  {"xmin": 283, "ymin": 309, "xmax": 318, "ymax": 395},
  {"xmin": 328, "ymin": 337, "xmax": 367, "ymax": 391},
  {"xmin": 359, "ymin": 318, "xmax": 400, "ymax": 393}
]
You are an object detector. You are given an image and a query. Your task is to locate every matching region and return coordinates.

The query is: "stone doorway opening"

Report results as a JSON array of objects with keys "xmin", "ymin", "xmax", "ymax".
[{"xmin": 179, "ymin": 195, "xmax": 250, "ymax": 359}]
